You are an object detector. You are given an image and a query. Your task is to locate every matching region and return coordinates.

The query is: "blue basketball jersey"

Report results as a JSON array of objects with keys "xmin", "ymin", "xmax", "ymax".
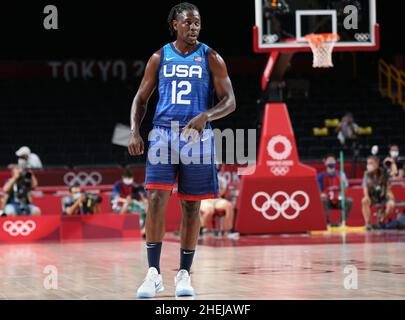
[{"xmin": 153, "ymin": 42, "xmax": 213, "ymax": 128}]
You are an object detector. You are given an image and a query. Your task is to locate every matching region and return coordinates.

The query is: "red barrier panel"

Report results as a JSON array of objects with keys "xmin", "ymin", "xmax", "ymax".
[
  {"xmin": 235, "ymin": 103, "xmax": 327, "ymax": 234},
  {"xmin": 0, "ymin": 167, "xmax": 146, "ymax": 187},
  {"xmin": 60, "ymin": 214, "xmax": 140, "ymax": 240},
  {"xmin": 0, "ymin": 214, "xmax": 142, "ymax": 244},
  {"xmin": 328, "ymin": 184, "xmax": 405, "ymax": 227},
  {"xmin": 0, "ymin": 216, "xmax": 61, "ymax": 243},
  {"xmin": 0, "ymin": 190, "xmax": 183, "ymax": 244},
  {"xmin": 32, "ymin": 195, "xmax": 65, "ymax": 215}
]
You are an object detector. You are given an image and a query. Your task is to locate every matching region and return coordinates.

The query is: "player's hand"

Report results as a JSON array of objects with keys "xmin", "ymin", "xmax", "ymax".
[
  {"xmin": 183, "ymin": 112, "xmax": 208, "ymax": 142},
  {"xmin": 128, "ymin": 133, "xmax": 144, "ymax": 156}
]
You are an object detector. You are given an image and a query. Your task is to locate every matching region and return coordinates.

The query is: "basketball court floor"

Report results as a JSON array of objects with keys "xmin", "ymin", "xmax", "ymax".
[{"xmin": 1, "ymin": 231, "xmax": 405, "ymax": 300}]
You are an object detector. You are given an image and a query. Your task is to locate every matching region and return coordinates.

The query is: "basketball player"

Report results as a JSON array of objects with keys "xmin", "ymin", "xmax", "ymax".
[{"xmin": 128, "ymin": 3, "xmax": 236, "ymax": 298}]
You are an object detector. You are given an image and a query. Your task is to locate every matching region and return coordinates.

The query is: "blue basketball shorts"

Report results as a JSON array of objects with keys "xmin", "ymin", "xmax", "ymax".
[{"xmin": 145, "ymin": 125, "xmax": 219, "ymax": 200}]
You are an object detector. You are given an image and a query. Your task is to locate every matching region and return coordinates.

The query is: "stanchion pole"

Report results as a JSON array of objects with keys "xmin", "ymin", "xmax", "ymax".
[{"xmin": 340, "ymin": 151, "xmax": 346, "ymax": 227}]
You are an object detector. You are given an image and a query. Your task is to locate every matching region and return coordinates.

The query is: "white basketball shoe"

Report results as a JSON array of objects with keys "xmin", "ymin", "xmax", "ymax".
[
  {"xmin": 174, "ymin": 269, "xmax": 195, "ymax": 297},
  {"xmin": 136, "ymin": 267, "xmax": 164, "ymax": 298}
]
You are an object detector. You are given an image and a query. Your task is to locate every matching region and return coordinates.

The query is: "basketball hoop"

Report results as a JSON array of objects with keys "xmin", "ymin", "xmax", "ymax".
[{"xmin": 305, "ymin": 34, "xmax": 340, "ymax": 68}]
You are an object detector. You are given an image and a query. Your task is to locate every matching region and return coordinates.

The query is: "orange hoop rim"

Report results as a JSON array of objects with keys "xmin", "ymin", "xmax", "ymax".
[{"xmin": 305, "ymin": 33, "xmax": 340, "ymax": 47}]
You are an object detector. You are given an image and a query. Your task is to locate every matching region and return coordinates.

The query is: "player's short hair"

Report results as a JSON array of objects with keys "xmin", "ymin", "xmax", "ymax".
[{"xmin": 167, "ymin": 2, "xmax": 199, "ymax": 36}]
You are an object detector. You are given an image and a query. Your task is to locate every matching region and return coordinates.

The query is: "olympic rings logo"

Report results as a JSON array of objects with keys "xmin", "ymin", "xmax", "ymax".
[
  {"xmin": 270, "ymin": 166, "xmax": 290, "ymax": 176},
  {"xmin": 63, "ymin": 172, "xmax": 102, "ymax": 186},
  {"xmin": 251, "ymin": 191, "xmax": 310, "ymax": 221},
  {"xmin": 263, "ymin": 34, "xmax": 279, "ymax": 44},
  {"xmin": 267, "ymin": 135, "xmax": 292, "ymax": 160},
  {"xmin": 3, "ymin": 220, "xmax": 36, "ymax": 237},
  {"xmin": 354, "ymin": 33, "xmax": 370, "ymax": 42}
]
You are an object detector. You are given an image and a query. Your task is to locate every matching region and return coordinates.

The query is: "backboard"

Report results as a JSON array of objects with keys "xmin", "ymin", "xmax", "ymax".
[{"xmin": 254, "ymin": 0, "xmax": 379, "ymax": 53}]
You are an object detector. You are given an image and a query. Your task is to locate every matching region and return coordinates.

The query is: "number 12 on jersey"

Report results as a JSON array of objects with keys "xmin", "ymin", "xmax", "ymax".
[{"xmin": 171, "ymin": 80, "xmax": 191, "ymax": 105}]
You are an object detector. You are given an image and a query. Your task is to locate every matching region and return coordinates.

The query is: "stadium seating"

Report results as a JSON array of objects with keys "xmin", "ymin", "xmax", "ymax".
[{"xmin": 1, "ymin": 60, "xmax": 404, "ymax": 168}]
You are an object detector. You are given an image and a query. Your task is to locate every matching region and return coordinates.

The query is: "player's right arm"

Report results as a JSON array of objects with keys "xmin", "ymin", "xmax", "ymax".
[{"xmin": 128, "ymin": 50, "xmax": 161, "ymax": 156}]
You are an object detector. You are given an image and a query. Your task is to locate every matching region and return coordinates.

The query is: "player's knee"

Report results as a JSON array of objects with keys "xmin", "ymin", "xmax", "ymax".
[
  {"xmin": 181, "ymin": 200, "xmax": 200, "ymax": 215},
  {"xmin": 148, "ymin": 190, "xmax": 166, "ymax": 207}
]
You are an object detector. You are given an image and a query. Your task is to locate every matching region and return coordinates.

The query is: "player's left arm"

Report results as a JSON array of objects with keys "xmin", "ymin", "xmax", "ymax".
[
  {"xmin": 204, "ymin": 50, "xmax": 236, "ymax": 121},
  {"xmin": 183, "ymin": 50, "xmax": 236, "ymax": 134}
]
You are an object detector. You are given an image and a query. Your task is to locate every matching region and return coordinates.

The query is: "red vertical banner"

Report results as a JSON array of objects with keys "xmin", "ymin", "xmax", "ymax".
[{"xmin": 235, "ymin": 103, "xmax": 327, "ymax": 234}]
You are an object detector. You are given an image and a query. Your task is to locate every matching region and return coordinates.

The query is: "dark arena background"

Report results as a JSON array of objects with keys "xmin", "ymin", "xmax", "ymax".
[{"xmin": 1, "ymin": 0, "xmax": 405, "ymax": 305}]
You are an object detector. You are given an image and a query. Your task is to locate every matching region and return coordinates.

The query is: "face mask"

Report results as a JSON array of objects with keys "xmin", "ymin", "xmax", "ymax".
[
  {"xmin": 123, "ymin": 178, "xmax": 133, "ymax": 185},
  {"xmin": 367, "ymin": 164, "xmax": 375, "ymax": 172},
  {"xmin": 390, "ymin": 151, "xmax": 399, "ymax": 158},
  {"xmin": 73, "ymin": 192, "xmax": 82, "ymax": 200},
  {"xmin": 327, "ymin": 163, "xmax": 336, "ymax": 169}
]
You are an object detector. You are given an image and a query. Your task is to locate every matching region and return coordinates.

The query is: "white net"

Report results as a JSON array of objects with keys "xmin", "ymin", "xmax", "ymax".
[{"xmin": 305, "ymin": 34, "xmax": 339, "ymax": 68}]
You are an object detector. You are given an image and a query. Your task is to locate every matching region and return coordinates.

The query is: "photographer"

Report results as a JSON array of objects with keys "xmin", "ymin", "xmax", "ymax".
[
  {"xmin": 111, "ymin": 170, "xmax": 147, "ymax": 238},
  {"xmin": 336, "ymin": 113, "xmax": 359, "ymax": 147},
  {"xmin": 62, "ymin": 183, "xmax": 102, "ymax": 215},
  {"xmin": 361, "ymin": 156, "xmax": 395, "ymax": 230},
  {"xmin": 385, "ymin": 144, "xmax": 404, "ymax": 178},
  {"xmin": 2, "ymin": 164, "xmax": 41, "ymax": 216},
  {"xmin": 15, "ymin": 146, "xmax": 43, "ymax": 169}
]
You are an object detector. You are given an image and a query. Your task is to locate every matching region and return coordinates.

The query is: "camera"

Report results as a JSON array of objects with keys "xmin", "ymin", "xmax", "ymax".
[
  {"xmin": 15, "ymin": 170, "xmax": 33, "ymax": 204},
  {"xmin": 82, "ymin": 192, "xmax": 102, "ymax": 214},
  {"xmin": 18, "ymin": 170, "xmax": 33, "ymax": 189},
  {"xmin": 85, "ymin": 192, "xmax": 102, "ymax": 204}
]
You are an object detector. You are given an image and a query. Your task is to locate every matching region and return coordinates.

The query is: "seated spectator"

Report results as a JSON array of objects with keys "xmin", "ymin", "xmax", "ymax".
[
  {"xmin": 317, "ymin": 154, "xmax": 352, "ymax": 227},
  {"xmin": 62, "ymin": 183, "xmax": 101, "ymax": 215},
  {"xmin": 2, "ymin": 164, "xmax": 41, "ymax": 216},
  {"xmin": 384, "ymin": 212, "xmax": 405, "ymax": 230},
  {"xmin": 200, "ymin": 173, "xmax": 240, "ymax": 239},
  {"xmin": 15, "ymin": 146, "xmax": 43, "ymax": 169},
  {"xmin": 0, "ymin": 191, "xmax": 6, "ymax": 216},
  {"xmin": 336, "ymin": 113, "xmax": 359, "ymax": 147},
  {"xmin": 362, "ymin": 156, "xmax": 395, "ymax": 230},
  {"xmin": 111, "ymin": 169, "xmax": 147, "ymax": 237},
  {"xmin": 384, "ymin": 144, "xmax": 404, "ymax": 178}
]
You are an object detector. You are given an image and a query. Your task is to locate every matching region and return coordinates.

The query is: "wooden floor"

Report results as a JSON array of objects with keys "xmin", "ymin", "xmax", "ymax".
[{"xmin": 1, "ymin": 231, "xmax": 405, "ymax": 299}]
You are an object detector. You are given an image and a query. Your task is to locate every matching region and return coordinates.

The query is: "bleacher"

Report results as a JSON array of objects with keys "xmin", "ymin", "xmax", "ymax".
[
  {"xmin": 1, "ymin": 56, "xmax": 405, "ymax": 170},
  {"xmin": 284, "ymin": 74, "xmax": 405, "ymax": 162}
]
